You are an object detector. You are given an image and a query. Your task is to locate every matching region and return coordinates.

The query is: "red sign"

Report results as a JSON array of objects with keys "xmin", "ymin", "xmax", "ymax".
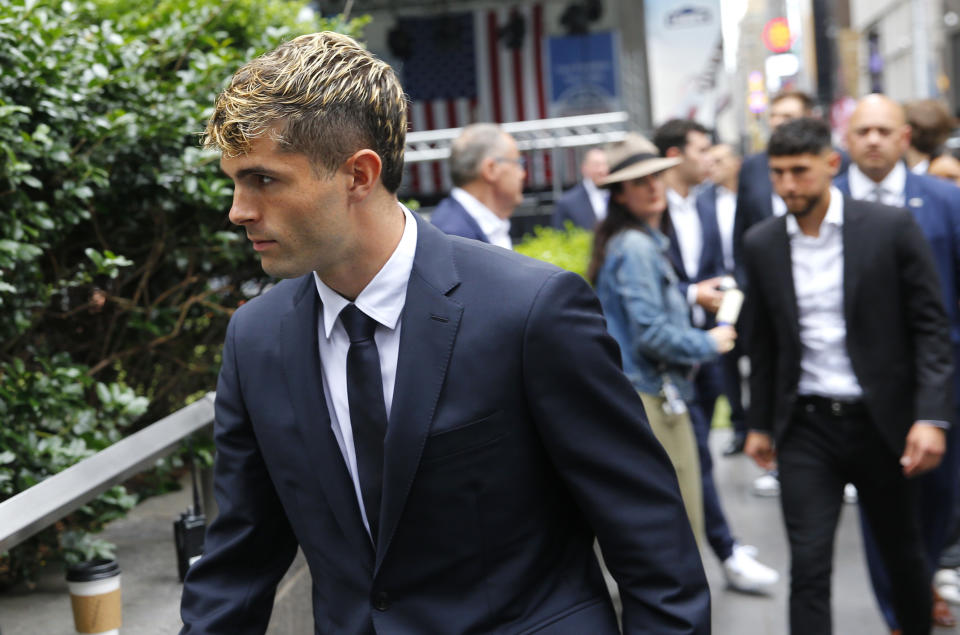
[{"xmin": 762, "ymin": 18, "xmax": 793, "ymax": 53}]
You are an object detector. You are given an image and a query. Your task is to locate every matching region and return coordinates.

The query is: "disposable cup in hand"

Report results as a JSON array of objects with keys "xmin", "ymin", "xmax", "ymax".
[
  {"xmin": 66, "ymin": 559, "xmax": 122, "ymax": 634},
  {"xmin": 716, "ymin": 288, "xmax": 744, "ymax": 326}
]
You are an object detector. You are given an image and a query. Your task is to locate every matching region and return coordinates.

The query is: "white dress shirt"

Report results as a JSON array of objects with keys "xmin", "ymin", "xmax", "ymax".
[
  {"xmin": 666, "ymin": 188, "xmax": 703, "ymax": 281},
  {"xmin": 786, "ymin": 187, "xmax": 863, "ymax": 400},
  {"xmin": 848, "ymin": 161, "xmax": 907, "ymax": 207},
  {"xmin": 911, "ymin": 158, "xmax": 929, "ymax": 175},
  {"xmin": 715, "ymin": 185, "xmax": 737, "ymax": 273},
  {"xmin": 313, "ymin": 204, "xmax": 417, "ymax": 537},
  {"xmin": 583, "ymin": 178, "xmax": 609, "ymax": 221},
  {"xmin": 450, "ymin": 187, "xmax": 513, "ymax": 250},
  {"xmin": 771, "ymin": 193, "xmax": 787, "ymax": 217},
  {"xmin": 667, "ymin": 187, "xmax": 707, "ymax": 326}
]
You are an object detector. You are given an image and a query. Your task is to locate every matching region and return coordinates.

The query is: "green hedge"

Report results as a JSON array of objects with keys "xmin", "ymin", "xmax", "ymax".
[
  {"xmin": 0, "ymin": 0, "xmax": 367, "ymax": 585},
  {"xmin": 515, "ymin": 223, "xmax": 594, "ymax": 279}
]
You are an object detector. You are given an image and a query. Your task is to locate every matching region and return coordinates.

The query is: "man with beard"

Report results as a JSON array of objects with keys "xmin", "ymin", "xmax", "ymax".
[{"xmin": 743, "ymin": 117, "xmax": 952, "ymax": 634}]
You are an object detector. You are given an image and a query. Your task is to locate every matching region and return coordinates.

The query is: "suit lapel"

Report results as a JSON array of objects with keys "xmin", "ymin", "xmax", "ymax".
[
  {"xmin": 696, "ymin": 187, "xmax": 721, "ymax": 278},
  {"xmin": 280, "ymin": 278, "xmax": 375, "ymax": 569},
  {"xmin": 574, "ymin": 184, "xmax": 595, "ymax": 228},
  {"xmin": 769, "ymin": 218, "xmax": 801, "ymax": 346},
  {"xmin": 375, "ymin": 217, "xmax": 463, "ymax": 573},
  {"xmin": 842, "ymin": 197, "xmax": 864, "ymax": 324},
  {"xmin": 663, "ymin": 207, "xmax": 688, "ymax": 282}
]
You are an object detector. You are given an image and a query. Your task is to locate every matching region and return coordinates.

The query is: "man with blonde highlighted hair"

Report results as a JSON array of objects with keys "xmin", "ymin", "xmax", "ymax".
[{"xmin": 180, "ymin": 31, "xmax": 709, "ymax": 634}]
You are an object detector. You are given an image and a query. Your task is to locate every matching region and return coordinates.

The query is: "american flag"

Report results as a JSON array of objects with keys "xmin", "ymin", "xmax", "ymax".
[{"xmin": 397, "ymin": 4, "xmax": 554, "ymax": 196}]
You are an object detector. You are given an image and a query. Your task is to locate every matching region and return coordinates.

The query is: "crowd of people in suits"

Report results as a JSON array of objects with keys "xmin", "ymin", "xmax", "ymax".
[
  {"xmin": 177, "ymin": 29, "xmax": 960, "ymax": 633},
  {"xmin": 428, "ymin": 90, "xmax": 960, "ymax": 635}
]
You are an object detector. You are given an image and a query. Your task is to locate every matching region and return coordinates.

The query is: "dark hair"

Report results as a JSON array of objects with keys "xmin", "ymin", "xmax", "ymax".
[
  {"xmin": 905, "ymin": 99, "xmax": 955, "ymax": 155},
  {"xmin": 767, "ymin": 117, "xmax": 832, "ymax": 157},
  {"xmin": 771, "ymin": 89, "xmax": 815, "ymax": 113},
  {"xmin": 652, "ymin": 119, "xmax": 709, "ymax": 157},
  {"xmin": 587, "ymin": 182, "xmax": 672, "ymax": 285}
]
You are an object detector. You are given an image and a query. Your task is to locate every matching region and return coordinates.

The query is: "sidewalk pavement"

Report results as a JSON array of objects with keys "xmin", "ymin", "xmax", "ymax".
[{"xmin": 0, "ymin": 478, "xmax": 309, "ymax": 635}]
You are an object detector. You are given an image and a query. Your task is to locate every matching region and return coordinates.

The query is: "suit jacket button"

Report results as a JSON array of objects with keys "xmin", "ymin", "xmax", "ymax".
[{"xmin": 373, "ymin": 591, "xmax": 391, "ymax": 611}]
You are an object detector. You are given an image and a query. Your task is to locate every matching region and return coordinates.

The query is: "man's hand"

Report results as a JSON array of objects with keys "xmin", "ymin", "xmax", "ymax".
[
  {"xmin": 744, "ymin": 431, "xmax": 777, "ymax": 471},
  {"xmin": 695, "ymin": 277, "xmax": 724, "ymax": 313},
  {"xmin": 900, "ymin": 422, "xmax": 946, "ymax": 477}
]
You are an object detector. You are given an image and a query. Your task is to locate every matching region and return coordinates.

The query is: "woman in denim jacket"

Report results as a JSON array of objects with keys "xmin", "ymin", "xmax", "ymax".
[{"xmin": 588, "ymin": 134, "xmax": 736, "ymax": 543}]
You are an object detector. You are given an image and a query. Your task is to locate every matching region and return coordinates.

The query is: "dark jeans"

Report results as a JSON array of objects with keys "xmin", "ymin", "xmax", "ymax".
[
  {"xmin": 691, "ymin": 360, "xmax": 736, "ymax": 562},
  {"xmin": 720, "ymin": 344, "xmax": 748, "ymax": 437},
  {"xmin": 778, "ymin": 397, "xmax": 930, "ymax": 635}
]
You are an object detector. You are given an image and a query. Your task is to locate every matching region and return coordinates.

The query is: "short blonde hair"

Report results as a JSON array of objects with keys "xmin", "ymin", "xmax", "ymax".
[{"xmin": 205, "ymin": 31, "xmax": 407, "ymax": 192}]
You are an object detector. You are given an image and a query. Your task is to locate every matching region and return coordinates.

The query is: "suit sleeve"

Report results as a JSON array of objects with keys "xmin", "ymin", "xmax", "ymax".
[
  {"xmin": 894, "ymin": 212, "xmax": 955, "ymax": 423},
  {"xmin": 742, "ymin": 233, "xmax": 777, "ymax": 434},
  {"xmin": 180, "ymin": 316, "xmax": 299, "ymax": 634},
  {"xmin": 551, "ymin": 198, "xmax": 571, "ymax": 229},
  {"xmin": 522, "ymin": 270, "xmax": 710, "ymax": 634}
]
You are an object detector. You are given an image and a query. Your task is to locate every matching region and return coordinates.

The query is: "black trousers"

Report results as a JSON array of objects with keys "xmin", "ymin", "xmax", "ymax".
[{"xmin": 778, "ymin": 397, "xmax": 931, "ymax": 635}]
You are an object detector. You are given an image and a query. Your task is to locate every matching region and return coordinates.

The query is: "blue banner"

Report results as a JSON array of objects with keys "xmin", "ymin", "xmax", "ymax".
[{"xmin": 547, "ymin": 31, "xmax": 620, "ymax": 117}]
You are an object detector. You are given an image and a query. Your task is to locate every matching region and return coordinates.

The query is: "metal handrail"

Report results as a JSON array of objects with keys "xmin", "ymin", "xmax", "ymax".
[
  {"xmin": 405, "ymin": 111, "xmax": 630, "ymax": 163},
  {"xmin": 0, "ymin": 392, "xmax": 216, "ymax": 553},
  {"xmin": 405, "ymin": 111, "xmax": 631, "ymax": 199}
]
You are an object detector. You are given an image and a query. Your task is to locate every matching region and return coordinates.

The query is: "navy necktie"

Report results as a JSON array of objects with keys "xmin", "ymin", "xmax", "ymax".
[{"xmin": 340, "ymin": 304, "xmax": 387, "ymax": 543}]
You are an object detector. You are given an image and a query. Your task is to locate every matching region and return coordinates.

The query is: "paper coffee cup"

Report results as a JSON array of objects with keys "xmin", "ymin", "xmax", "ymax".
[{"xmin": 66, "ymin": 559, "xmax": 122, "ymax": 634}]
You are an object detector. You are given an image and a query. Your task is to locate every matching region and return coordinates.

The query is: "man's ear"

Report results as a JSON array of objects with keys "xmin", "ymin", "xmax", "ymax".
[
  {"xmin": 344, "ymin": 149, "xmax": 382, "ymax": 201},
  {"xmin": 478, "ymin": 156, "xmax": 498, "ymax": 183},
  {"xmin": 825, "ymin": 149, "xmax": 842, "ymax": 177},
  {"xmin": 901, "ymin": 124, "xmax": 913, "ymax": 154},
  {"xmin": 665, "ymin": 147, "xmax": 682, "ymax": 159}
]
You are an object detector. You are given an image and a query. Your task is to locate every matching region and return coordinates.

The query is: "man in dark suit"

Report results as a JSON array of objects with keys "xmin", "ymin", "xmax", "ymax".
[
  {"xmin": 703, "ymin": 144, "xmax": 750, "ymax": 456},
  {"xmin": 551, "ymin": 147, "xmax": 609, "ymax": 230},
  {"xmin": 744, "ymin": 117, "xmax": 953, "ymax": 635},
  {"xmin": 430, "ymin": 123, "xmax": 524, "ymax": 248},
  {"xmin": 835, "ymin": 93, "xmax": 960, "ymax": 631},
  {"xmin": 180, "ymin": 32, "xmax": 710, "ymax": 634},
  {"xmin": 653, "ymin": 119, "xmax": 780, "ymax": 594}
]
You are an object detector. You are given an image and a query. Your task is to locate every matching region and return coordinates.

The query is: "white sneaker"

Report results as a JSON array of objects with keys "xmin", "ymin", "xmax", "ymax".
[
  {"xmin": 936, "ymin": 568, "xmax": 960, "ymax": 605},
  {"xmin": 843, "ymin": 483, "xmax": 858, "ymax": 504},
  {"xmin": 752, "ymin": 473, "xmax": 780, "ymax": 497},
  {"xmin": 723, "ymin": 544, "xmax": 780, "ymax": 593}
]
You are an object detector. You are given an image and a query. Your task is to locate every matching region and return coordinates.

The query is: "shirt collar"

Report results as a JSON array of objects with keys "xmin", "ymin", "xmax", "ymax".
[
  {"xmin": 450, "ymin": 187, "xmax": 510, "ymax": 238},
  {"xmin": 313, "ymin": 203, "xmax": 418, "ymax": 338},
  {"xmin": 848, "ymin": 161, "xmax": 907, "ymax": 199},
  {"xmin": 786, "ymin": 186, "xmax": 844, "ymax": 236},
  {"xmin": 583, "ymin": 178, "xmax": 603, "ymax": 197},
  {"xmin": 666, "ymin": 187, "xmax": 696, "ymax": 211}
]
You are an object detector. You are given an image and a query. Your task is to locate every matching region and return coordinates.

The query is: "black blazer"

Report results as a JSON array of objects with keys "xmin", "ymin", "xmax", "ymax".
[
  {"xmin": 181, "ymin": 213, "xmax": 710, "ymax": 634},
  {"xmin": 743, "ymin": 197, "xmax": 953, "ymax": 455},
  {"xmin": 551, "ymin": 182, "xmax": 599, "ymax": 230}
]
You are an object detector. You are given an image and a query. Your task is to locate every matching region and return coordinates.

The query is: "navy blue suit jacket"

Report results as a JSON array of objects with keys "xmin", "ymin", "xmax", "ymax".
[
  {"xmin": 835, "ymin": 169, "xmax": 960, "ymax": 397},
  {"xmin": 180, "ymin": 214, "xmax": 710, "ymax": 634},
  {"xmin": 665, "ymin": 186, "xmax": 726, "ymax": 302},
  {"xmin": 552, "ymin": 182, "xmax": 599, "ymax": 230},
  {"xmin": 430, "ymin": 195, "xmax": 489, "ymax": 243}
]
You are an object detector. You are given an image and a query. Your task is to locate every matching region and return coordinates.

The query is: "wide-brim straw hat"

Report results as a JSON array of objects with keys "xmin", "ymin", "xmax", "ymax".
[{"xmin": 599, "ymin": 133, "xmax": 681, "ymax": 187}]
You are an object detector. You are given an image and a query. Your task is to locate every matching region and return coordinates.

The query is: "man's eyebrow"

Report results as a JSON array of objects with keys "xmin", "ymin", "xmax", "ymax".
[{"xmin": 223, "ymin": 165, "xmax": 282, "ymax": 179}]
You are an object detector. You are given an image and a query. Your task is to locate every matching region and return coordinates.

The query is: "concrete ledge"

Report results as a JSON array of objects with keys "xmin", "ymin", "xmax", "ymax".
[{"xmin": 0, "ymin": 480, "xmax": 312, "ymax": 634}]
